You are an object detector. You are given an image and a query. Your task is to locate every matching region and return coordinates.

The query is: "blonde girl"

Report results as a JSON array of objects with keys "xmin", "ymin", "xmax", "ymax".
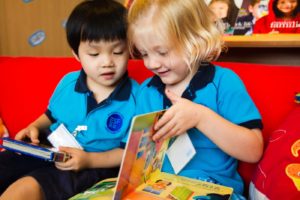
[{"xmin": 128, "ymin": 0, "xmax": 263, "ymax": 199}]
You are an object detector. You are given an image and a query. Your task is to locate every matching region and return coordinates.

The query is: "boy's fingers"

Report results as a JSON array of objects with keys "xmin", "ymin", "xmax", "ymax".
[{"xmin": 59, "ymin": 146, "xmax": 73, "ymax": 153}]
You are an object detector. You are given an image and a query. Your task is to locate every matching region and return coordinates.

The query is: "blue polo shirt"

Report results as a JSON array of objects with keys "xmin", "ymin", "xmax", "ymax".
[
  {"xmin": 135, "ymin": 63, "xmax": 262, "ymax": 195},
  {"xmin": 45, "ymin": 70, "xmax": 139, "ymax": 152}
]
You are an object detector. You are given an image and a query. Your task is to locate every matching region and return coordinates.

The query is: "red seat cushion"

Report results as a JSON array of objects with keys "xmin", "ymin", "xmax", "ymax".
[{"xmin": 250, "ymin": 106, "xmax": 300, "ymax": 199}]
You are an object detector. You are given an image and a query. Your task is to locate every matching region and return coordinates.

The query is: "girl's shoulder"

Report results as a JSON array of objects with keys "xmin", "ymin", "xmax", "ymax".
[
  {"xmin": 214, "ymin": 65, "xmax": 237, "ymax": 76},
  {"xmin": 213, "ymin": 65, "xmax": 243, "ymax": 84},
  {"xmin": 136, "ymin": 76, "xmax": 160, "ymax": 97},
  {"xmin": 139, "ymin": 77, "xmax": 155, "ymax": 89}
]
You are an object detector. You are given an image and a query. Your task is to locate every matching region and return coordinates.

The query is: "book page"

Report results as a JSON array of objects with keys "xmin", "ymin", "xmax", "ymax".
[{"xmin": 124, "ymin": 170, "xmax": 233, "ymax": 200}]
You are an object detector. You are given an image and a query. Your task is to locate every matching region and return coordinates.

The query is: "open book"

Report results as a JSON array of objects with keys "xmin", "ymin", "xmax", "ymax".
[
  {"xmin": 0, "ymin": 137, "xmax": 70, "ymax": 162},
  {"xmin": 69, "ymin": 178, "xmax": 117, "ymax": 200},
  {"xmin": 70, "ymin": 110, "xmax": 233, "ymax": 200}
]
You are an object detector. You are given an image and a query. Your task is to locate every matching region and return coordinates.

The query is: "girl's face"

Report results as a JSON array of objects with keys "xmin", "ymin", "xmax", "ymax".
[
  {"xmin": 133, "ymin": 27, "xmax": 192, "ymax": 89},
  {"xmin": 75, "ymin": 40, "xmax": 129, "ymax": 90},
  {"xmin": 277, "ymin": 0, "xmax": 297, "ymax": 15}
]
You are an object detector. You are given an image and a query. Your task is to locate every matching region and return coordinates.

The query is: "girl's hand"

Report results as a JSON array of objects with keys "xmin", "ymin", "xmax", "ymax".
[
  {"xmin": 15, "ymin": 126, "xmax": 40, "ymax": 145},
  {"xmin": 55, "ymin": 147, "xmax": 89, "ymax": 171},
  {"xmin": 152, "ymin": 89, "xmax": 202, "ymax": 141}
]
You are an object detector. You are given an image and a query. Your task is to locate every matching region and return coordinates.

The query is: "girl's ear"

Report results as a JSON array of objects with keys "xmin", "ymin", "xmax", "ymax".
[{"xmin": 72, "ymin": 50, "xmax": 80, "ymax": 62}]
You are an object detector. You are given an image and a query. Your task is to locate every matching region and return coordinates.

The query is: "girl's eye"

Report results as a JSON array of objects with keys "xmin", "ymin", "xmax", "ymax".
[
  {"xmin": 159, "ymin": 52, "xmax": 168, "ymax": 56},
  {"xmin": 89, "ymin": 53, "xmax": 98, "ymax": 57},
  {"xmin": 141, "ymin": 53, "xmax": 148, "ymax": 58}
]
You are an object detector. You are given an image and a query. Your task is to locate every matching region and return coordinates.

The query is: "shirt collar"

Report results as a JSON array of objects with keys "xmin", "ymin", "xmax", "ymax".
[
  {"xmin": 75, "ymin": 69, "xmax": 131, "ymax": 101},
  {"xmin": 147, "ymin": 62, "xmax": 215, "ymax": 107}
]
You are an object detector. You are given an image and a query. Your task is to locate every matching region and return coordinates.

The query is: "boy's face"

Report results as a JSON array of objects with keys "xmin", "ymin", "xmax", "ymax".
[
  {"xmin": 75, "ymin": 40, "xmax": 129, "ymax": 89},
  {"xmin": 277, "ymin": 0, "xmax": 298, "ymax": 15}
]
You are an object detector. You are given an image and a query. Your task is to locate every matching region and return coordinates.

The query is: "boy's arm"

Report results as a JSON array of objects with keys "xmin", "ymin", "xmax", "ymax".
[
  {"xmin": 15, "ymin": 113, "xmax": 52, "ymax": 143},
  {"xmin": 28, "ymin": 113, "xmax": 52, "ymax": 130},
  {"xmin": 55, "ymin": 147, "xmax": 124, "ymax": 171},
  {"xmin": 86, "ymin": 148, "xmax": 124, "ymax": 168}
]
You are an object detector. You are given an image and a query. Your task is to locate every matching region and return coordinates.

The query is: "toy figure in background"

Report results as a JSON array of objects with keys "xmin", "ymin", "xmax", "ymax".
[
  {"xmin": 0, "ymin": 0, "xmax": 139, "ymax": 200},
  {"xmin": 209, "ymin": 0, "xmax": 235, "ymax": 34},
  {"xmin": 234, "ymin": 0, "xmax": 267, "ymax": 35},
  {"xmin": 253, "ymin": 0, "xmax": 300, "ymax": 33},
  {"xmin": 127, "ymin": 0, "xmax": 263, "ymax": 199}
]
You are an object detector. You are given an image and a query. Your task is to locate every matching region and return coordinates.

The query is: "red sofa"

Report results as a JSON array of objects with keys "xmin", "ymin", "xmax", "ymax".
[{"xmin": 0, "ymin": 56, "xmax": 300, "ymax": 193}]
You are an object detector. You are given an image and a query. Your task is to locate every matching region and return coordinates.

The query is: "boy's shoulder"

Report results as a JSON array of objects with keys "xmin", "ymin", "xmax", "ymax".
[
  {"xmin": 53, "ymin": 70, "xmax": 81, "ymax": 94},
  {"xmin": 57, "ymin": 70, "xmax": 81, "ymax": 87},
  {"xmin": 126, "ymin": 78, "xmax": 140, "ymax": 98},
  {"xmin": 129, "ymin": 78, "xmax": 140, "ymax": 90},
  {"xmin": 60, "ymin": 71, "xmax": 81, "ymax": 83}
]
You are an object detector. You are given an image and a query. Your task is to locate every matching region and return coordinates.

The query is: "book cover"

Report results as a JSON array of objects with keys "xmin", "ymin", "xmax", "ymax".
[
  {"xmin": 0, "ymin": 137, "xmax": 70, "ymax": 162},
  {"xmin": 233, "ymin": 0, "xmax": 269, "ymax": 35},
  {"xmin": 253, "ymin": 0, "xmax": 300, "ymax": 33},
  {"xmin": 206, "ymin": 0, "xmax": 243, "ymax": 35}
]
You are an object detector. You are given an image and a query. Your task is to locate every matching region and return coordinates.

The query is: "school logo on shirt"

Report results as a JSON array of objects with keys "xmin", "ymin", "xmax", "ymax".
[{"xmin": 106, "ymin": 113, "xmax": 123, "ymax": 133}]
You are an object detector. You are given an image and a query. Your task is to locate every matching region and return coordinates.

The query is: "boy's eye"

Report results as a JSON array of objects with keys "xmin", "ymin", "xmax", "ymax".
[
  {"xmin": 89, "ymin": 53, "xmax": 99, "ymax": 56},
  {"xmin": 113, "ymin": 51, "xmax": 124, "ymax": 55}
]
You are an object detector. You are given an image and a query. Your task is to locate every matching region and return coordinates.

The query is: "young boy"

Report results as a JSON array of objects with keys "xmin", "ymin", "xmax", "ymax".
[{"xmin": 0, "ymin": 0, "xmax": 139, "ymax": 199}]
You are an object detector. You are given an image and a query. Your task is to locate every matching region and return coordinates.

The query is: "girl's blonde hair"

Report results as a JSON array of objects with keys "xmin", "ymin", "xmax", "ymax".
[{"xmin": 128, "ymin": 0, "xmax": 225, "ymax": 70}]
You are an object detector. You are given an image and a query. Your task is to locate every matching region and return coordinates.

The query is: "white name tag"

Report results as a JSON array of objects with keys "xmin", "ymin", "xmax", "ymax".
[
  {"xmin": 47, "ymin": 124, "xmax": 83, "ymax": 150},
  {"xmin": 166, "ymin": 133, "xmax": 196, "ymax": 174}
]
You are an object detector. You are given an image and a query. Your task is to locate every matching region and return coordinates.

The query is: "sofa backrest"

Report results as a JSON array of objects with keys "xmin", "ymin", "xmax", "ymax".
[{"xmin": 1, "ymin": 56, "xmax": 300, "ymax": 188}]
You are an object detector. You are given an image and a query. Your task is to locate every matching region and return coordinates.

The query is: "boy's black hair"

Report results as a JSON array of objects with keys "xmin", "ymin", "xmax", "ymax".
[
  {"xmin": 272, "ymin": 0, "xmax": 300, "ymax": 18},
  {"xmin": 66, "ymin": 0, "xmax": 127, "ymax": 55}
]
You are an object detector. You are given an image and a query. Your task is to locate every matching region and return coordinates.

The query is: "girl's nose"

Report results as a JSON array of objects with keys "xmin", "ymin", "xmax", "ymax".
[{"xmin": 145, "ymin": 57, "xmax": 161, "ymax": 70}]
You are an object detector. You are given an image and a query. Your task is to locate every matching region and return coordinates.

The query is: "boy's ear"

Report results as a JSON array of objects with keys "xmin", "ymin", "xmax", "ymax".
[{"xmin": 72, "ymin": 50, "xmax": 80, "ymax": 62}]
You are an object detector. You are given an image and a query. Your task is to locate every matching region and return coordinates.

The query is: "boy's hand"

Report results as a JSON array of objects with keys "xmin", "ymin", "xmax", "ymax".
[
  {"xmin": 55, "ymin": 146, "xmax": 89, "ymax": 171},
  {"xmin": 152, "ymin": 89, "xmax": 202, "ymax": 142},
  {"xmin": 15, "ymin": 126, "xmax": 40, "ymax": 145}
]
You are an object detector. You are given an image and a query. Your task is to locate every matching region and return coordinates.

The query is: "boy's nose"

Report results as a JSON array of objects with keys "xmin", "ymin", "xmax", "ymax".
[{"xmin": 101, "ymin": 55, "xmax": 114, "ymax": 67}]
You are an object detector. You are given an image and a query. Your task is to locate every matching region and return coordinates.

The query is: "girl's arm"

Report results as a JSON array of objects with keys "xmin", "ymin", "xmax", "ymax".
[
  {"xmin": 153, "ymin": 90, "xmax": 263, "ymax": 163},
  {"xmin": 194, "ymin": 104, "xmax": 263, "ymax": 163}
]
